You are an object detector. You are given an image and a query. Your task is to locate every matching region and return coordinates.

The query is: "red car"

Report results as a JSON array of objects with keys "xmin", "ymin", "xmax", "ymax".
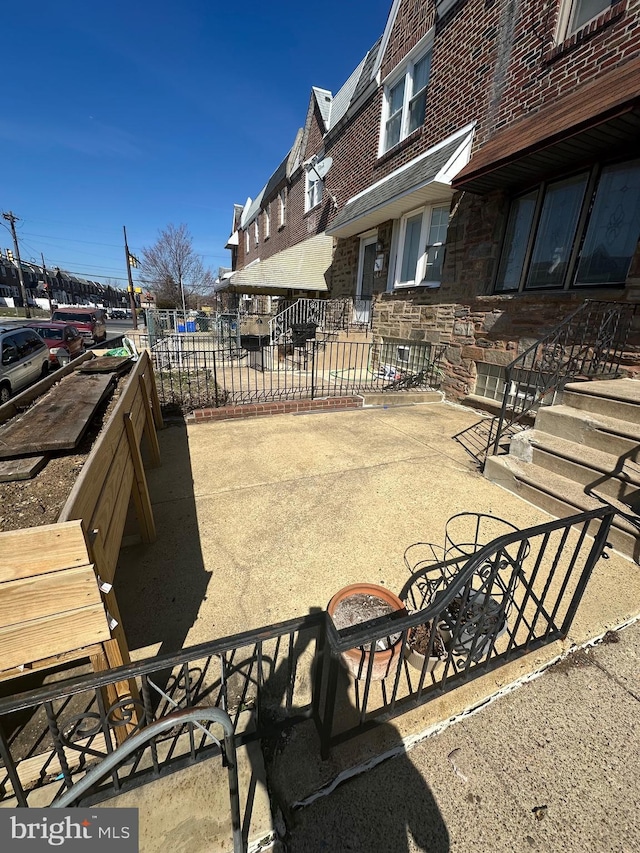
[
  {"xmin": 26, "ymin": 322, "xmax": 85, "ymax": 368},
  {"xmin": 50, "ymin": 307, "xmax": 107, "ymax": 343}
]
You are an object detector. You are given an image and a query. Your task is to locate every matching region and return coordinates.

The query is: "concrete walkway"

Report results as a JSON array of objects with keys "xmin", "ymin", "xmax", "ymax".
[
  {"xmin": 112, "ymin": 400, "xmax": 640, "ymax": 851},
  {"xmin": 286, "ymin": 618, "xmax": 640, "ymax": 853}
]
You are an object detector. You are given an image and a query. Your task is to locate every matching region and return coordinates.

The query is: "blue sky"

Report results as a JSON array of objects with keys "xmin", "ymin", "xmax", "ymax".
[{"xmin": 0, "ymin": 0, "xmax": 391, "ymax": 289}]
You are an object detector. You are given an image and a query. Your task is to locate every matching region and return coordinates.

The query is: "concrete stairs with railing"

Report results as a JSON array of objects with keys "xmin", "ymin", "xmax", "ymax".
[{"xmin": 484, "ymin": 378, "xmax": 640, "ymax": 562}]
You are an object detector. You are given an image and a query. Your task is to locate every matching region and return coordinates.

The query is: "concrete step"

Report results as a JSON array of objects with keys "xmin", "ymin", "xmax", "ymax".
[
  {"xmin": 563, "ymin": 378, "xmax": 640, "ymax": 423},
  {"xmin": 534, "ymin": 405, "xmax": 640, "ymax": 462},
  {"xmin": 509, "ymin": 429, "xmax": 640, "ymax": 504},
  {"xmin": 484, "ymin": 455, "xmax": 640, "ymax": 562}
]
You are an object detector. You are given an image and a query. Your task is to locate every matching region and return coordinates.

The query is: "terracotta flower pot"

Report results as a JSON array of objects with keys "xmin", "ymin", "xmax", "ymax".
[{"xmin": 328, "ymin": 583, "xmax": 406, "ymax": 681}]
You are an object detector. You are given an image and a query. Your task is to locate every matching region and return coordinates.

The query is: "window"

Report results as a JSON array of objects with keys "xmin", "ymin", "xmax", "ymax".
[
  {"xmin": 305, "ymin": 167, "xmax": 323, "ymax": 212},
  {"xmin": 381, "ymin": 49, "xmax": 432, "ymax": 154},
  {"xmin": 279, "ymin": 189, "xmax": 287, "ymax": 227},
  {"xmin": 254, "ymin": 221, "xmax": 259, "ymax": 245},
  {"xmin": 562, "ymin": 0, "xmax": 612, "ymax": 36},
  {"xmin": 245, "ymin": 231, "xmax": 250, "ymax": 254},
  {"xmin": 474, "ymin": 363, "xmax": 507, "ymax": 403},
  {"xmin": 394, "ymin": 203, "xmax": 449, "ymax": 288},
  {"xmin": 495, "ymin": 159, "xmax": 640, "ymax": 293},
  {"xmin": 263, "ymin": 207, "xmax": 270, "ymax": 239}
]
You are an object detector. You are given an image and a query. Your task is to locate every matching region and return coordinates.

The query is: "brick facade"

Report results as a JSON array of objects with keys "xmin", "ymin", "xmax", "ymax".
[{"xmin": 230, "ymin": 0, "xmax": 640, "ymax": 398}]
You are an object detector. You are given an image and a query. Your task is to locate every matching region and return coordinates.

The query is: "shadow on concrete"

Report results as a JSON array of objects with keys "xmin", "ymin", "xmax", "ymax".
[
  {"xmin": 287, "ymin": 666, "xmax": 449, "ymax": 852},
  {"xmin": 253, "ymin": 608, "xmax": 450, "ymax": 852},
  {"xmin": 116, "ymin": 418, "xmax": 212, "ymax": 656}
]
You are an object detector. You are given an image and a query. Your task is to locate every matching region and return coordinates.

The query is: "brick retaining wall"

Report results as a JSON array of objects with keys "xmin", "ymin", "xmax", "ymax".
[{"xmin": 191, "ymin": 396, "xmax": 364, "ymax": 423}]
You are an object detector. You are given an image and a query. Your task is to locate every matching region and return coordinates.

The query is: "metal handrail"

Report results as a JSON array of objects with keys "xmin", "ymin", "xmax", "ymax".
[
  {"xmin": 490, "ymin": 300, "xmax": 637, "ymax": 457},
  {"xmin": 51, "ymin": 706, "xmax": 244, "ymax": 853},
  {"xmin": 326, "ymin": 505, "xmax": 614, "ymax": 653}
]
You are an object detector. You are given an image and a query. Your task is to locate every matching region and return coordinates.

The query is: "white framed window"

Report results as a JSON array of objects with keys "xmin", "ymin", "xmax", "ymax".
[
  {"xmin": 279, "ymin": 189, "xmax": 287, "ymax": 226},
  {"xmin": 559, "ymin": 0, "xmax": 613, "ymax": 38},
  {"xmin": 254, "ymin": 220, "xmax": 259, "ymax": 245},
  {"xmin": 263, "ymin": 207, "xmax": 270, "ymax": 240},
  {"xmin": 393, "ymin": 203, "xmax": 449, "ymax": 288},
  {"xmin": 245, "ymin": 230, "xmax": 250, "ymax": 254},
  {"xmin": 305, "ymin": 167, "xmax": 323, "ymax": 212},
  {"xmin": 380, "ymin": 48, "xmax": 432, "ymax": 154}
]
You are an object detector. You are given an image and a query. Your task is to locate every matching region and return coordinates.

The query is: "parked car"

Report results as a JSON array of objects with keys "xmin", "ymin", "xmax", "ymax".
[
  {"xmin": 26, "ymin": 322, "xmax": 85, "ymax": 368},
  {"xmin": 0, "ymin": 327, "xmax": 50, "ymax": 404},
  {"xmin": 109, "ymin": 309, "xmax": 127, "ymax": 319},
  {"xmin": 50, "ymin": 307, "xmax": 107, "ymax": 343}
]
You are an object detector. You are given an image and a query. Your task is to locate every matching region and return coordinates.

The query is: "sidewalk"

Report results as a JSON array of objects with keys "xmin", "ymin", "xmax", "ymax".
[{"xmin": 286, "ymin": 618, "xmax": 640, "ymax": 852}]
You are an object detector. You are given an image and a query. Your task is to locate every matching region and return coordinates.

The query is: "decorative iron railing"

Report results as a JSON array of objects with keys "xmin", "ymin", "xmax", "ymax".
[
  {"xmin": 316, "ymin": 505, "xmax": 614, "ymax": 757},
  {"xmin": 0, "ymin": 507, "xmax": 615, "ymax": 808},
  {"xmin": 268, "ymin": 297, "xmax": 373, "ymax": 342},
  {"xmin": 488, "ymin": 300, "xmax": 637, "ymax": 458},
  {"xmin": 0, "ymin": 614, "xmax": 324, "ymax": 807},
  {"xmin": 152, "ymin": 339, "xmax": 445, "ymax": 412}
]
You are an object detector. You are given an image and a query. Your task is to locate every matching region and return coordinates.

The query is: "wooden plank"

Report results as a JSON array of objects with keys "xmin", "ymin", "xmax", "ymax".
[
  {"xmin": 0, "ymin": 604, "xmax": 110, "ymax": 671},
  {"xmin": 139, "ymin": 373, "xmax": 161, "ymax": 467},
  {"xmin": 147, "ymin": 363, "xmax": 164, "ymax": 430},
  {"xmin": 1, "ymin": 733, "xmax": 110, "ymax": 793},
  {"xmin": 0, "ymin": 643, "xmax": 105, "ymax": 683},
  {"xmin": 60, "ymin": 353, "xmax": 150, "ymax": 523},
  {"xmin": 0, "ymin": 373, "xmax": 116, "ymax": 459},
  {"xmin": 0, "ymin": 520, "xmax": 89, "ymax": 581},
  {"xmin": 0, "ymin": 455, "xmax": 47, "ymax": 481},
  {"xmin": 0, "ymin": 352, "xmax": 96, "ymax": 426},
  {"xmin": 101, "ymin": 464, "xmax": 134, "ymax": 580},
  {"xmin": 124, "ymin": 412, "xmax": 156, "ymax": 543},
  {"xmin": 78, "ymin": 356, "xmax": 134, "ymax": 375},
  {"xmin": 0, "ymin": 565, "xmax": 101, "ymax": 629},
  {"xmin": 91, "ymin": 639, "xmax": 140, "ymax": 745}
]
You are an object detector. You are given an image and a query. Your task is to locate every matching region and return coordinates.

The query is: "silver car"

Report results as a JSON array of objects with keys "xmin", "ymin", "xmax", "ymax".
[{"xmin": 0, "ymin": 327, "xmax": 50, "ymax": 404}]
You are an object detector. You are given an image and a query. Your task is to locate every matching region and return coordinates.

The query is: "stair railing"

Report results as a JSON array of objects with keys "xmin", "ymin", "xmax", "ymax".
[{"xmin": 489, "ymin": 300, "xmax": 637, "ymax": 457}]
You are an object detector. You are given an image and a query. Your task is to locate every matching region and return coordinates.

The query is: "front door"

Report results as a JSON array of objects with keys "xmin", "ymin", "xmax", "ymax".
[{"xmin": 354, "ymin": 235, "xmax": 376, "ymax": 326}]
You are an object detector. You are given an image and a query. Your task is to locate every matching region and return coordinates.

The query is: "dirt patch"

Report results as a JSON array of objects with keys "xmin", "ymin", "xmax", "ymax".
[{"xmin": 0, "ymin": 374, "xmax": 124, "ymax": 532}]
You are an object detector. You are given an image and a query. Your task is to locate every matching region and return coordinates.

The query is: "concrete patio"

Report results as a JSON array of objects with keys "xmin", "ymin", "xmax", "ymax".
[{"xmin": 111, "ymin": 399, "xmax": 640, "ymax": 851}]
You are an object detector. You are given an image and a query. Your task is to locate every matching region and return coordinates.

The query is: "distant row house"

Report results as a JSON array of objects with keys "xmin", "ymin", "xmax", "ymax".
[
  {"xmin": 222, "ymin": 0, "xmax": 640, "ymax": 401},
  {"xmin": 0, "ymin": 251, "xmax": 128, "ymax": 310}
]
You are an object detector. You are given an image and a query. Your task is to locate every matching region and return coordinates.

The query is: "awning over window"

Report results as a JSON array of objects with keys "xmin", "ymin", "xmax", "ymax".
[
  {"xmin": 452, "ymin": 57, "xmax": 640, "ymax": 195},
  {"xmin": 326, "ymin": 126, "xmax": 474, "ymax": 239},
  {"xmin": 224, "ymin": 233, "xmax": 333, "ymax": 295}
]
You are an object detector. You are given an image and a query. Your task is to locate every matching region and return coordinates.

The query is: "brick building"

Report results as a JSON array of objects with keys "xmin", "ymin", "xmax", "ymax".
[{"xmin": 226, "ymin": 0, "xmax": 640, "ymax": 399}]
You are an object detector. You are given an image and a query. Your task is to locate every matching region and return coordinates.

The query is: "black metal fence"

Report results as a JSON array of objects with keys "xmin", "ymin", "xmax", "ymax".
[
  {"xmin": 316, "ymin": 505, "xmax": 614, "ymax": 756},
  {"xmin": 152, "ymin": 339, "xmax": 445, "ymax": 411},
  {"xmin": 0, "ymin": 614, "xmax": 324, "ymax": 807},
  {"xmin": 0, "ymin": 507, "xmax": 614, "ymax": 807}
]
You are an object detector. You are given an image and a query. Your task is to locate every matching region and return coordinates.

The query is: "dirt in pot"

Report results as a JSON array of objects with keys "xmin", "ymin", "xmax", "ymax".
[
  {"xmin": 331, "ymin": 593, "xmax": 401, "ymax": 650},
  {"xmin": 407, "ymin": 621, "xmax": 446, "ymax": 658}
]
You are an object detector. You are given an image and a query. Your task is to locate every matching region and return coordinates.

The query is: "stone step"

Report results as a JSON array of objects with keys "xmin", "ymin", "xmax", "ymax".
[
  {"xmin": 509, "ymin": 429, "xmax": 640, "ymax": 503},
  {"xmin": 534, "ymin": 405, "xmax": 640, "ymax": 462},
  {"xmin": 484, "ymin": 455, "xmax": 640, "ymax": 562},
  {"xmin": 563, "ymin": 378, "xmax": 640, "ymax": 423}
]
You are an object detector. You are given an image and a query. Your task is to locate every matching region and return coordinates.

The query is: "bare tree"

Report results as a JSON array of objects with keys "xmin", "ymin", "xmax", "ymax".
[{"xmin": 140, "ymin": 223, "xmax": 213, "ymax": 311}]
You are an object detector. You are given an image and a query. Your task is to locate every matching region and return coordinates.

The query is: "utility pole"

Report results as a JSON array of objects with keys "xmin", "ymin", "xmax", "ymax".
[
  {"xmin": 2, "ymin": 212, "xmax": 31, "ymax": 318},
  {"xmin": 41, "ymin": 253, "xmax": 54, "ymax": 315},
  {"xmin": 123, "ymin": 225, "xmax": 138, "ymax": 331}
]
